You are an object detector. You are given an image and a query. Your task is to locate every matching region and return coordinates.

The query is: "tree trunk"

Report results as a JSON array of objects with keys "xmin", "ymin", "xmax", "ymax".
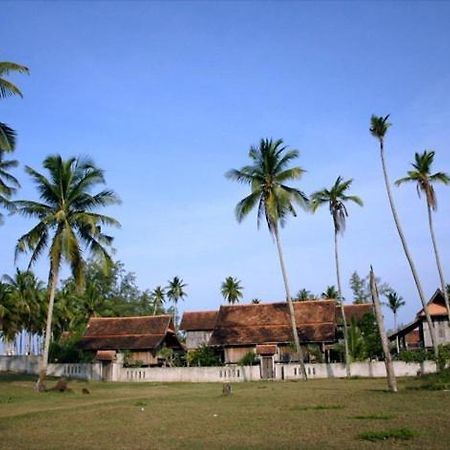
[
  {"xmin": 370, "ymin": 267, "xmax": 398, "ymax": 393},
  {"xmin": 379, "ymin": 139, "xmax": 439, "ymax": 358},
  {"xmin": 273, "ymin": 227, "xmax": 307, "ymax": 380},
  {"xmin": 394, "ymin": 312, "xmax": 399, "ymax": 353},
  {"xmin": 334, "ymin": 230, "xmax": 351, "ymax": 377},
  {"xmin": 28, "ymin": 332, "xmax": 32, "ymax": 355},
  {"xmin": 36, "ymin": 265, "xmax": 59, "ymax": 391},
  {"xmin": 427, "ymin": 201, "xmax": 450, "ymax": 325}
]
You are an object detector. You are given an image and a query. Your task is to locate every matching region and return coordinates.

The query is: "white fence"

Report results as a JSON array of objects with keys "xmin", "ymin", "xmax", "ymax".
[{"xmin": 0, "ymin": 356, "xmax": 437, "ymax": 383}]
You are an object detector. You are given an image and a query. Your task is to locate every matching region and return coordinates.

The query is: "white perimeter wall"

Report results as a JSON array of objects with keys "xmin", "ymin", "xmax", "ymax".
[{"xmin": 0, "ymin": 356, "xmax": 437, "ymax": 382}]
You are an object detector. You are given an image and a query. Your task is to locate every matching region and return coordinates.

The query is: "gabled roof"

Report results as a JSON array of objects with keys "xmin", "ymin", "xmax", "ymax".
[
  {"xmin": 209, "ymin": 300, "xmax": 336, "ymax": 347},
  {"xmin": 417, "ymin": 289, "xmax": 449, "ymax": 317},
  {"xmin": 79, "ymin": 315, "xmax": 182, "ymax": 351},
  {"xmin": 180, "ymin": 310, "xmax": 218, "ymax": 332}
]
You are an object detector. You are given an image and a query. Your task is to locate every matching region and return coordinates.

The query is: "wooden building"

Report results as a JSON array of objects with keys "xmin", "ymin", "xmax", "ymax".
[
  {"xmin": 389, "ymin": 289, "xmax": 450, "ymax": 350},
  {"xmin": 179, "ymin": 310, "xmax": 218, "ymax": 350},
  {"xmin": 79, "ymin": 315, "xmax": 184, "ymax": 366}
]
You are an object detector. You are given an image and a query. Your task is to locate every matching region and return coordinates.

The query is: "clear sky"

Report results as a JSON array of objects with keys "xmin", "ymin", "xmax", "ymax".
[{"xmin": 1, "ymin": 1, "xmax": 449, "ymax": 329}]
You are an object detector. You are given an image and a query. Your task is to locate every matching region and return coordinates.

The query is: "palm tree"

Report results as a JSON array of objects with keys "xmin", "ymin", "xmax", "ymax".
[
  {"xmin": 14, "ymin": 155, "xmax": 120, "ymax": 387},
  {"xmin": 3, "ymin": 269, "xmax": 44, "ymax": 354},
  {"xmin": 322, "ymin": 285, "xmax": 338, "ymax": 299},
  {"xmin": 166, "ymin": 276, "xmax": 187, "ymax": 330},
  {"xmin": 383, "ymin": 290, "xmax": 405, "ymax": 332},
  {"xmin": 226, "ymin": 138, "xmax": 309, "ymax": 379},
  {"xmin": 395, "ymin": 150, "xmax": 450, "ymax": 323},
  {"xmin": 311, "ymin": 176, "xmax": 363, "ymax": 377},
  {"xmin": 0, "ymin": 154, "xmax": 20, "ymax": 223},
  {"xmin": 0, "ymin": 281, "xmax": 20, "ymax": 348},
  {"xmin": 221, "ymin": 276, "xmax": 243, "ymax": 304},
  {"xmin": 0, "ymin": 61, "xmax": 29, "ymax": 152},
  {"xmin": 295, "ymin": 289, "xmax": 314, "ymax": 301},
  {"xmin": 370, "ymin": 115, "xmax": 439, "ymax": 357},
  {"xmin": 151, "ymin": 286, "xmax": 166, "ymax": 315}
]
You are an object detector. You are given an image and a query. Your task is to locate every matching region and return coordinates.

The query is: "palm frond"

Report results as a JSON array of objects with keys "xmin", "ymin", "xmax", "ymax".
[{"xmin": 0, "ymin": 122, "xmax": 16, "ymax": 152}]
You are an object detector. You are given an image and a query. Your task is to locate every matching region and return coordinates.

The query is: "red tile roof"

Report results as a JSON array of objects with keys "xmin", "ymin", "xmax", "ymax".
[
  {"xmin": 79, "ymin": 315, "xmax": 182, "ymax": 351},
  {"xmin": 417, "ymin": 289, "xmax": 449, "ymax": 317},
  {"xmin": 180, "ymin": 311, "xmax": 218, "ymax": 331},
  {"xmin": 338, "ymin": 304, "xmax": 374, "ymax": 323},
  {"xmin": 209, "ymin": 301, "xmax": 336, "ymax": 347}
]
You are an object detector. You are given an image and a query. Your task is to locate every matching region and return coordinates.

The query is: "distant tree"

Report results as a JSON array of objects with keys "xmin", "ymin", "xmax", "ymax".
[
  {"xmin": 251, "ymin": 298, "xmax": 261, "ymax": 304},
  {"xmin": 349, "ymin": 271, "xmax": 391, "ymax": 304},
  {"xmin": 322, "ymin": 285, "xmax": 338, "ymax": 299},
  {"xmin": 295, "ymin": 289, "xmax": 315, "ymax": 301},
  {"xmin": 166, "ymin": 276, "xmax": 187, "ymax": 330},
  {"xmin": 0, "ymin": 281, "xmax": 19, "ymax": 345},
  {"xmin": 383, "ymin": 290, "xmax": 405, "ymax": 332},
  {"xmin": 151, "ymin": 286, "xmax": 165, "ymax": 315},
  {"xmin": 226, "ymin": 138, "xmax": 309, "ymax": 378},
  {"xmin": 396, "ymin": 150, "xmax": 450, "ymax": 323},
  {"xmin": 14, "ymin": 155, "xmax": 120, "ymax": 388},
  {"xmin": 370, "ymin": 114, "xmax": 438, "ymax": 358},
  {"xmin": 221, "ymin": 276, "xmax": 243, "ymax": 304}
]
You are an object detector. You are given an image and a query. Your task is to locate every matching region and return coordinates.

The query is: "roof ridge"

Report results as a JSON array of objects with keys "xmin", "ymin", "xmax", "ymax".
[{"xmin": 89, "ymin": 315, "xmax": 171, "ymax": 320}]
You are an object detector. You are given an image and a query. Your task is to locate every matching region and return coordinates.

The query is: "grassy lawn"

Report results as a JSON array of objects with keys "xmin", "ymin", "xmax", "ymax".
[{"xmin": 0, "ymin": 373, "xmax": 449, "ymax": 449}]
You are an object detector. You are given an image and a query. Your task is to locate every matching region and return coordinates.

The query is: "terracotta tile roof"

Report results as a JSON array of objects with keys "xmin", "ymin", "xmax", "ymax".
[
  {"xmin": 209, "ymin": 301, "xmax": 336, "ymax": 347},
  {"xmin": 417, "ymin": 290, "xmax": 448, "ymax": 317},
  {"xmin": 179, "ymin": 310, "xmax": 218, "ymax": 331},
  {"xmin": 406, "ymin": 330, "xmax": 421, "ymax": 347},
  {"xmin": 337, "ymin": 304, "xmax": 374, "ymax": 324},
  {"xmin": 79, "ymin": 315, "xmax": 181, "ymax": 351}
]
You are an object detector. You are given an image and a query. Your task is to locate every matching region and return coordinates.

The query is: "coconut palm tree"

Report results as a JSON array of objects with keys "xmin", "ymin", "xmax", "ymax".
[
  {"xmin": 322, "ymin": 285, "xmax": 338, "ymax": 299},
  {"xmin": 226, "ymin": 138, "xmax": 309, "ymax": 379},
  {"xmin": 311, "ymin": 176, "xmax": 363, "ymax": 377},
  {"xmin": 166, "ymin": 276, "xmax": 187, "ymax": 330},
  {"xmin": 3, "ymin": 269, "xmax": 44, "ymax": 354},
  {"xmin": 221, "ymin": 276, "xmax": 243, "ymax": 304},
  {"xmin": 0, "ymin": 61, "xmax": 29, "ymax": 152},
  {"xmin": 370, "ymin": 115, "xmax": 439, "ymax": 357},
  {"xmin": 0, "ymin": 154, "xmax": 20, "ymax": 223},
  {"xmin": 0, "ymin": 281, "xmax": 20, "ymax": 348},
  {"xmin": 14, "ymin": 155, "xmax": 120, "ymax": 388},
  {"xmin": 395, "ymin": 150, "xmax": 450, "ymax": 323},
  {"xmin": 151, "ymin": 286, "xmax": 166, "ymax": 315},
  {"xmin": 383, "ymin": 290, "xmax": 405, "ymax": 332},
  {"xmin": 295, "ymin": 289, "xmax": 315, "ymax": 301}
]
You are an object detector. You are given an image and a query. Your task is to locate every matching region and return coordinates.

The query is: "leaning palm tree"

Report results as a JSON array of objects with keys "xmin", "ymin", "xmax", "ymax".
[
  {"xmin": 14, "ymin": 155, "xmax": 120, "ymax": 388},
  {"xmin": 0, "ymin": 61, "xmax": 29, "ymax": 152},
  {"xmin": 0, "ymin": 153, "xmax": 20, "ymax": 223},
  {"xmin": 370, "ymin": 115, "xmax": 439, "ymax": 357},
  {"xmin": 221, "ymin": 276, "xmax": 243, "ymax": 304},
  {"xmin": 226, "ymin": 138, "xmax": 309, "ymax": 379},
  {"xmin": 151, "ymin": 286, "xmax": 166, "ymax": 315},
  {"xmin": 311, "ymin": 176, "xmax": 363, "ymax": 377},
  {"xmin": 395, "ymin": 150, "xmax": 450, "ymax": 323},
  {"xmin": 166, "ymin": 276, "xmax": 187, "ymax": 330}
]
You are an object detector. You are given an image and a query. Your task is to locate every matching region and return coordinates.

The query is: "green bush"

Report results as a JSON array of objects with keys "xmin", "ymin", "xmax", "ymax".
[
  {"xmin": 187, "ymin": 345, "xmax": 221, "ymax": 367},
  {"xmin": 397, "ymin": 349, "xmax": 432, "ymax": 363},
  {"xmin": 437, "ymin": 344, "xmax": 450, "ymax": 371},
  {"xmin": 238, "ymin": 351, "xmax": 258, "ymax": 366},
  {"xmin": 49, "ymin": 337, "xmax": 94, "ymax": 364}
]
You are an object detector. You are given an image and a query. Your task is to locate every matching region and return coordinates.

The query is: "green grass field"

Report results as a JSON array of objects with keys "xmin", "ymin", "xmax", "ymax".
[{"xmin": 0, "ymin": 373, "xmax": 449, "ymax": 449}]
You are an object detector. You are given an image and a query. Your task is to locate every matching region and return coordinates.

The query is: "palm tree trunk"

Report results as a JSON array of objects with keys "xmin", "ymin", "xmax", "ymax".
[
  {"xmin": 334, "ymin": 230, "xmax": 351, "ymax": 377},
  {"xmin": 379, "ymin": 140, "xmax": 439, "ymax": 358},
  {"xmin": 273, "ymin": 227, "xmax": 307, "ymax": 380},
  {"xmin": 36, "ymin": 264, "xmax": 59, "ymax": 391},
  {"xmin": 394, "ymin": 311, "xmax": 399, "ymax": 353},
  {"xmin": 370, "ymin": 267, "xmax": 397, "ymax": 392},
  {"xmin": 427, "ymin": 201, "xmax": 450, "ymax": 324}
]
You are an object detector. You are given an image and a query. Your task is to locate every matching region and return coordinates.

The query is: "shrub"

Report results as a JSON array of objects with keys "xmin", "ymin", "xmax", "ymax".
[
  {"xmin": 397, "ymin": 349, "xmax": 432, "ymax": 363},
  {"xmin": 187, "ymin": 345, "xmax": 221, "ymax": 367},
  {"xmin": 238, "ymin": 351, "xmax": 258, "ymax": 366},
  {"xmin": 49, "ymin": 336, "xmax": 94, "ymax": 363}
]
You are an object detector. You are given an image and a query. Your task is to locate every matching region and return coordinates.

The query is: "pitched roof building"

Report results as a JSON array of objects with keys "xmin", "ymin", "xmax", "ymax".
[{"xmin": 179, "ymin": 310, "xmax": 218, "ymax": 350}]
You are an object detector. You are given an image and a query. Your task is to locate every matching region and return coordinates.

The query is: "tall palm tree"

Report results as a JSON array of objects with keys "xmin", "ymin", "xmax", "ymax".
[
  {"xmin": 166, "ymin": 276, "xmax": 187, "ymax": 330},
  {"xmin": 0, "ymin": 61, "xmax": 29, "ymax": 152},
  {"xmin": 295, "ymin": 288, "xmax": 314, "ymax": 301},
  {"xmin": 14, "ymin": 155, "xmax": 120, "ymax": 387},
  {"xmin": 0, "ymin": 281, "xmax": 20, "ymax": 346},
  {"xmin": 370, "ymin": 115, "xmax": 439, "ymax": 357},
  {"xmin": 226, "ymin": 138, "xmax": 309, "ymax": 379},
  {"xmin": 221, "ymin": 276, "xmax": 243, "ymax": 304},
  {"xmin": 395, "ymin": 150, "xmax": 450, "ymax": 323},
  {"xmin": 0, "ymin": 154, "xmax": 20, "ymax": 223},
  {"xmin": 322, "ymin": 285, "xmax": 338, "ymax": 299},
  {"xmin": 383, "ymin": 290, "xmax": 405, "ymax": 332},
  {"xmin": 151, "ymin": 286, "xmax": 166, "ymax": 315},
  {"xmin": 311, "ymin": 176, "xmax": 363, "ymax": 377}
]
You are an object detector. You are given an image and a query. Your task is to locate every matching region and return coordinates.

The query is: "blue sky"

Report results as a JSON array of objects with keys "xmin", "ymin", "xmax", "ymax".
[{"xmin": 1, "ymin": 1, "xmax": 450, "ymax": 329}]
